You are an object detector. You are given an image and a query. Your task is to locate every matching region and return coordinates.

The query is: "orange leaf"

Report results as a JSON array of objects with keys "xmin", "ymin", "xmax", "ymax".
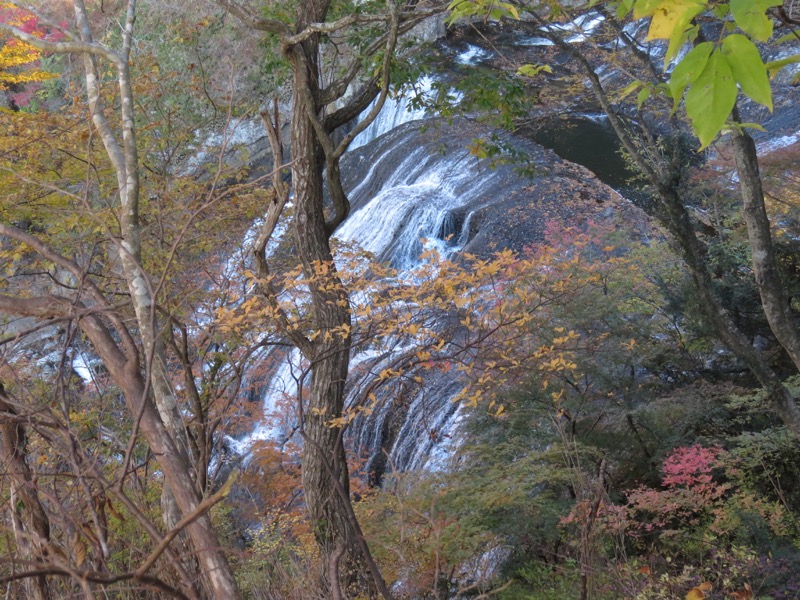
[
  {"xmin": 730, "ymin": 583, "xmax": 753, "ymax": 600},
  {"xmin": 698, "ymin": 582, "xmax": 713, "ymax": 592},
  {"xmin": 637, "ymin": 565, "xmax": 652, "ymax": 576},
  {"xmin": 686, "ymin": 588, "xmax": 705, "ymax": 600}
]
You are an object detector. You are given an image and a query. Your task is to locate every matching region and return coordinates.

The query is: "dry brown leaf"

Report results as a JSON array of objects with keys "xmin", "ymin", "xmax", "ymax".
[
  {"xmin": 106, "ymin": 499, "xmax": 125, "ymax": 522},
  {"xmin": 70, "ymin": 533, "xmax": 87, "ymax": 568}
]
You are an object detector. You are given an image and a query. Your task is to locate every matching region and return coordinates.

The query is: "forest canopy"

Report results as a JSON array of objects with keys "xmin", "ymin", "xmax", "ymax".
[{"xmin": 1, "ymin": 0, "xmax": 800, "ymax": 599}]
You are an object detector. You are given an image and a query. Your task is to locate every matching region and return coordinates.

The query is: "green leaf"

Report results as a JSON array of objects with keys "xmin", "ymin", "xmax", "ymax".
[
  {"xmin": 619, "ymin": 79, "xmax": 643, "ymax": 99},
  {"xmin": 730, "ymin": 0, "xmax": 781, "ymax": 42},
  {"xmin": 773, "ymin": 31, "xmax": 800, "ymax": 45},
  {"xmin": 616, "ymin": 0, "xmax": 636, "ymax": 19},
  {"xmin": 765, "ymin": 53, "xmax": 800, "ymax": 78},
  {"xmin": 637, "ymin": 86, "xmax": 651, "ymax": 108},
  {"xmin": 516, "ymin": 64, "xmax": 552, "ymax": 78},
  {"xmin": 739, "ymin": 122, "xmax": 767, "ymax": 132},
  {"xmin": 668, "ymin": 41, "xmax": 713, "ymax": 107},
  {"xmin": 685, "ymin": 50, "xmax": 737, "ymax": 148},
  {"xmin": 721, "ymin": 34, "xmax": 772, "ymax": 110},
  {"xmin": 500, "ymin": 1, "xmax": 519, "ymax": 19},
  {"xmin": 710, "ymin": 3, "xmax": 729, "ymax": 19}
]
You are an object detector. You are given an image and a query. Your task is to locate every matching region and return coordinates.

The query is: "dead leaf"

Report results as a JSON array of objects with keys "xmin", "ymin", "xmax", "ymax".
[
  {"xmin": 70, "ymin": 533, "xmax": 87, "ymax": 568},
  {"xmin": 106, "ymin": 499, "xmax": 125, "ymax": 522},
  {"xmin": 686, "ymin": 588, "xmax": 705, "ymax": 600}
]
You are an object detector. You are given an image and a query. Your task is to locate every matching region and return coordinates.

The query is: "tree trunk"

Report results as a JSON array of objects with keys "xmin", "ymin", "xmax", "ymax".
[
  {"xmin": 0, "ymin": 384, "xmax": 52, "ymax": 600},
  {"xmin": 75, "ymin": 310, "xmax": 239, "ymax": 600},
  {"xmin": 72, "ymin": 3, "xmax": 237, "ymax": 595},
  {"xmin": 553, "ymin": 39, "xmax": 800, "ymax": 436},
  {"xmin": 655, "ymin": 184, "xmax": 800, "ymax": 435},
  {"xmin": 287, "ymin": 38, "xmax": 375, "ymax": 593},
  {"xmin": 730, "ymin": 116, "xmax": 800, "ymax": 371}
]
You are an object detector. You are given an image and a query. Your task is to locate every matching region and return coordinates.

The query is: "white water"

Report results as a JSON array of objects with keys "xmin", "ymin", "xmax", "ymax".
[
  {"xmin": 350, "ymin": 78, "xmax": 433, "ymax": 150},
  {"xmin": 336, "ymin": 144, "xmax": 500, "ymax": 269},
  {"xmin": 758, "ymin": 131, "xmax": 800, "ymax": 155},
  {"xmin": 185, "ymin": 117, "xmax": 263, "ymax": 172},
  {"xmin": 228, "ymin": 346, "xmax": 307, "ymax": 457},
  {"xmin": 455, "ymin": 44, "xmax": 494, "ymax": 65},
  {"xmin": 542, "ymin": 10, "xmax": 605, "ymax": 43}
]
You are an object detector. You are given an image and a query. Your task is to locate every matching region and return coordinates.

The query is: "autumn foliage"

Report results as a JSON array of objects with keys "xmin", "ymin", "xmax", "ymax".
[{"xmin": 0, "ymin": 4, "xmax": 62, "ymax": 108}]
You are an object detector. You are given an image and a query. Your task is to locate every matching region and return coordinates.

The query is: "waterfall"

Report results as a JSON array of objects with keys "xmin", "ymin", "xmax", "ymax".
[
  {"xmin": 227, "ymin": 347, "xmax": 306, "ymax": 457},
  {"xmin": 349, "ymin": 77, "xmax": 433, "ymax": 150},
  {"xmin": 336, "ymin": 137, "xmax": 503, "ymax": 270},
  {"xmin": 230, "ymin": 109, "xmax": 561, "ymax": 472}
]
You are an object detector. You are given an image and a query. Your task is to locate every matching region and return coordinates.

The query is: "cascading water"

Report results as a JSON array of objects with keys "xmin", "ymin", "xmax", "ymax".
[
  {"xmin": 337, "ymin": 133, "xmax": 504, "ymax": 270},
  {"xmin": 349, "ymin": 77, "xmax": 433, "ymax": 150},
  {"xmin": 234, "ymin": 57, "xmax": 632, "ymax": 473}
]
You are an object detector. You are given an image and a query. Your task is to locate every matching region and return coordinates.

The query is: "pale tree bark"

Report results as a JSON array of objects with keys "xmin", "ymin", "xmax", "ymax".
[
  {"xmin": 0, "ymin": 383, "xmax": 52, "ymax": 600},
  {"xmin": 730, "ymin": 108, "xmax": 800, "ymax": 371},
  {"xmin": 0, "ymin": 294, "xmax": 233, "ymax": 599}
]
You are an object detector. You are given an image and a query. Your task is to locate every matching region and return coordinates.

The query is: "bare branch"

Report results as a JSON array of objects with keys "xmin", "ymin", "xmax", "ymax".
[
  {"xmin": 331, "ymin": 1, "xmax": 401, "ymax": 160},
  {"xmin": 0, "ymin": 22, "xmax": 117, "ymax": 64},
  {"xmin": 283, "ymin": 13, "xmax": 387, "ymax": 45},
  {"xmin": 319, "ymin": 8, "xmax": 444, "ymax": 109},
  {"xmin": 0, "ymin": 224, "xmax": 140, "ymax": 365},
  {"xmin": 0, "ymin": 567, "xmax": 191, "ymax": 600},
  {"xmin": 135, "ymin": 471, "xmax": 239, "ymax": 578}
]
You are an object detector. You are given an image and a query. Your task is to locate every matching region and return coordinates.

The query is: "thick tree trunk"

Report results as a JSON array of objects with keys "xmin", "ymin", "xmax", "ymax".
[
  {"xmin": 0, "ymin": 384, "xmax": 52, "ymax": 600},
  {"xmin": 730, "ymin": 118, "xmax": 800, "ymax": 371},
  {"xmin": 287, "ymin": 39, "xmax": 376, "ymax": 593}
]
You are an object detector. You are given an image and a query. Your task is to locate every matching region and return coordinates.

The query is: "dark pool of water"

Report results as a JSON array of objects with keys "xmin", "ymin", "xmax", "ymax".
[{"xmin": 527, "ymin": 115, "xmax": 649, "ymax": 204}]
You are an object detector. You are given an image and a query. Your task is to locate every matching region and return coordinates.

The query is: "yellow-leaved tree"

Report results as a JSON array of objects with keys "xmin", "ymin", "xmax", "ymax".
[{"xmin": 0, "ymin": 2, "xmax": 57, "ymax": 106}]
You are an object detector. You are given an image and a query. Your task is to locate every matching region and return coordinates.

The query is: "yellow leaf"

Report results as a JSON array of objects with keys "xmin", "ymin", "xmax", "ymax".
[
  {"xmin": 70, "ymin": 533, "xmax": 87, "ymax": 568},
  {"xmin": 646, "ymin": 0, "xmax": 704, "ymax": 41}
]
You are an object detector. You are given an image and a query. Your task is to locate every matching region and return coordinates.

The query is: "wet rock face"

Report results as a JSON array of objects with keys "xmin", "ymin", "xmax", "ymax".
[{"xmin": 338, "ymin": 115, "xmax": 643, "ymax": 267}]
